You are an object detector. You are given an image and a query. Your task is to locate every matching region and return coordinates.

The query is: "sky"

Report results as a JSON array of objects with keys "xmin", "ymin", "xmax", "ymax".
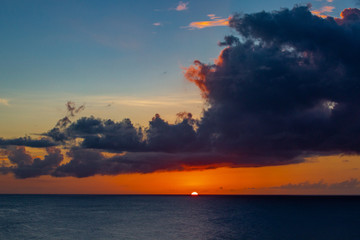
[{"xmin": 1, "ymin": 0, "xmax": 360, "ymax": 194}]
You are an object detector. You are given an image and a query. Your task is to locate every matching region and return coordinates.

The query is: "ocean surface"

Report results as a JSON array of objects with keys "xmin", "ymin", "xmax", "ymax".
[{"xmin": 0, "ymin": 195, "xmax": 359, "ymax": 240}]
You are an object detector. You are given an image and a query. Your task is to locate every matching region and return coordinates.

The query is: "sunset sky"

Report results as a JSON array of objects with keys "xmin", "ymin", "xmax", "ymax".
[{"xmin": 1, "ymin": 0, "xmax": 360, "ymax": 195}]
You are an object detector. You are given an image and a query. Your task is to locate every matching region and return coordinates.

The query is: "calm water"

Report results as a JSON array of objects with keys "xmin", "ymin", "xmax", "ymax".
[{"xmin": 0, "ymin": 195, "xmax": 359, "ymax": 240}]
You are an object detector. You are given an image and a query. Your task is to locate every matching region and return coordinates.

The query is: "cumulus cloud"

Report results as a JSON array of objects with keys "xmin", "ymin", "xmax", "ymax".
[
  {"xmin": 52, "ymin": 148, "xmax": 288, "ymax": 178},
  {"xmin": 185, "ymin": 5, "xmax": 360, "ymax": 165},
  {"xmin": 52, "ymin": 149, "xmax": 215, "ymax": 178},
  {"xmin": 0, "ymin": 137, "xmax": 57, "ymax": 148}
]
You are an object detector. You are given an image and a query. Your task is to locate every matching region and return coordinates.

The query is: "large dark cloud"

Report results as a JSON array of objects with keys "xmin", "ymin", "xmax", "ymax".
[
  {"xmin": 3, "ymin": 5, "xmax": 360, "ymax": 178},
  {"xmin": 52, "ymin": 147, "xmax": 286, "ymax": 178},
  {"xmin": 187, "ymin": 5, "xmax": 360, "ymax": 162}
]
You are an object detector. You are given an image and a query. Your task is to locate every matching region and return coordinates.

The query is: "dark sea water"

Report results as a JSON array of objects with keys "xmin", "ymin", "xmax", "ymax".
[{"xmin": 0, "ymin": 195, "xmax": 360, "ymax": 240}]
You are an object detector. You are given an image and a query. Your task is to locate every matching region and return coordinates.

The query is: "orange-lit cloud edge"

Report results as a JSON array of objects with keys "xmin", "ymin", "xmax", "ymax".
[{"xmin": 187, "ymin": 14, "xmax": 230, "ymax": 29}]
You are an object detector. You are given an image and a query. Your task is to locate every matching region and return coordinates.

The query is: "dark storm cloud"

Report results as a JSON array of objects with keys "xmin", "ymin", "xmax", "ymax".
[
  {"xmin": 186, "ymin": 5, "xmax": 360, "ymax": 165},
  {"xmin": 0, "ymin": 147, "xmax": 63, "ymax": 178},
  {"xmin": 52, "ymin": 147, "xmax": 294, "ymax": 178}
]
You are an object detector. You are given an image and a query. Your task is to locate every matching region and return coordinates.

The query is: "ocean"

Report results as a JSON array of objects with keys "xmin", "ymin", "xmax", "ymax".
[{"xmin": 0, "ymin": 195, "xmax": 359, "ymax": 240}]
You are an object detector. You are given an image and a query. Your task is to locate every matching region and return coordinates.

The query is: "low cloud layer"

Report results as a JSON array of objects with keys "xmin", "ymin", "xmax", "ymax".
[
  {"xmin": 2, "ymin": 6, "xmax": 360, "ymax": 178},
  {"xmin": 272, "ymin": 179, "xmax": 360, "ymax": 190},
  {"xmin": 0, "ymin": 147, "xmax": 63, "ymax": 179}
]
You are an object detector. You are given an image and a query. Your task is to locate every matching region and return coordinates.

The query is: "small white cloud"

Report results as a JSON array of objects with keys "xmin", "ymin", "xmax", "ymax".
[
  {"xmin": 176, "ymin": 1, "xmax": 188, "ymax": 11},
  {"xmin": 0, "ymin": 98, "xmax": 9, "ymax": 106},
  {"xmin": 153, "ymin": 22, "xmax": 162, "ymax": 26}
]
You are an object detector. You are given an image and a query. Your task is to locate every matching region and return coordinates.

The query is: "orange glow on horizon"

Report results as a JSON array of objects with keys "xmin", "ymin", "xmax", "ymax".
[{"xmin": 191, "ymin": 192, "xmax": 199, "ymax": 196}]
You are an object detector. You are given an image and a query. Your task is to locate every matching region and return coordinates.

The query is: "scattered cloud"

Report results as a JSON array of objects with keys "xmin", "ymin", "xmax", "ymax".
[
  {"xmin": 153, "ymin": 22, "xmax": 162, "ymax": 26},
  {"xmin": 187, "ymin": 14, "xmax": 230, "ymax": 29},
  {"xmin": 176, "ymin": 1, "xmax": 188, "ymax": 11},
  {"xmin": 55, "ymin": 101, "xmax": 85, "ymax": 129},
  {"xmin": 0, "ymin": 98, "xmax": 9, "ymax": 106}
]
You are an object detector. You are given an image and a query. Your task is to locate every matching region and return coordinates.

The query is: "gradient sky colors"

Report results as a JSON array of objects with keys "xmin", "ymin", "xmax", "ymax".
[{"xmin": 1, "ymin": 0, "xmax": 360, "ymax": 194}]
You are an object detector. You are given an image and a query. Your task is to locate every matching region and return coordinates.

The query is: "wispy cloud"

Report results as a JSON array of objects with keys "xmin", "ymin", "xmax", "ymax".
[
  {"xmin": 153, "ymin": 22, "xmax": 162, "ymax": 26},
  {"xmin": 187, "ymin": 14, "xmax": 230, "ymax": 29},
  {"xmin": 176, "ymin": 1, "xmax": 188, "ymax": 11},
  {"xmin": 0, "ymin": 98, "xmax": 9, "ymax": 106},
  {"xmin": 311, "ymin": 5, "xmax": 335, "ymax": 18}
]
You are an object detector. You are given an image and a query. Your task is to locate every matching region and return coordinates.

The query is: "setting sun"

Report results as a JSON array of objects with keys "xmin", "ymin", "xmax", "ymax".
[{"xmin": 191, "ymin": 192, "xmax": 199, "ymax": 196}]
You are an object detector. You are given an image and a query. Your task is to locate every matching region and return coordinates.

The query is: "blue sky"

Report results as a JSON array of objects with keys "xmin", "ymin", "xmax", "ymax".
[{"xmin": 0, "ymin": 0, "xmax": 358, "ymax": 137}]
